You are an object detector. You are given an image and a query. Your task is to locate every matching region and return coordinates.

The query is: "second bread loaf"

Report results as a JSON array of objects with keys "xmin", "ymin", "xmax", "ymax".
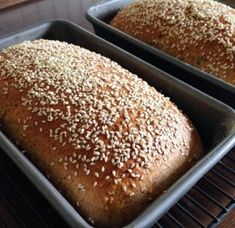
[{"xmin": 111, "ymin": 0, "xmax": 235, "ymax": 85}]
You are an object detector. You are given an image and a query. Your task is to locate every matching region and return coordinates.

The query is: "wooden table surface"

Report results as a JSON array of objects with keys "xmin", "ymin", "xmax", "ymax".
[{"xmin": 0, "ymin": 0, "xmax": 234, "ymax": 227}]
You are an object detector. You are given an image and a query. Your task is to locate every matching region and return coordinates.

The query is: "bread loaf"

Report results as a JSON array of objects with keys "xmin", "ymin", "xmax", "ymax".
[
  {"xmin": 111, "ymin": 0, "xmax": 235, "ymax": 85},
  {"xmin": 0, "ymin": 39, "xmax": 203, "ymax": 227}
]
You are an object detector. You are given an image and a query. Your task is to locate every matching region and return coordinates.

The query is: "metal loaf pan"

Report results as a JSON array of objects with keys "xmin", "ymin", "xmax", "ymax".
[
  {"xmin": 86, "ymin": 0, "xmax": 235, "ymax": 108},
  {"xmin": 0, "ymin": 20, "xmax": 235, "ymax": 228}
]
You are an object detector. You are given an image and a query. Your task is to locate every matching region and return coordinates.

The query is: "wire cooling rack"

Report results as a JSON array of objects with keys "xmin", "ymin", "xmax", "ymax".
[{"xmin": 0, "ymin": 148, "xmax": 234, "ymax": 228}]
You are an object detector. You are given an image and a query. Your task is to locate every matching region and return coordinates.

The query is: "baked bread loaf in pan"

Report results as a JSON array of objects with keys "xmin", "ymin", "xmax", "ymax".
[
  {"xmin": 111, "ymin": 0, "xmax": 235, "ymax": 86},
  {"xmin": 0, "ymin": 39, "xmax": 203, "ymax": 227}
]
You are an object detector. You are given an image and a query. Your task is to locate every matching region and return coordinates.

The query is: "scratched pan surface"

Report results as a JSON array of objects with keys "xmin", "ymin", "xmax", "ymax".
[
  {"xmin": 0, "ymin": 20, "xmax": 235, "ymax": 228},
  {"xmin": 86, "ymin": 0, "xmax": 235, "ymax": 108}
]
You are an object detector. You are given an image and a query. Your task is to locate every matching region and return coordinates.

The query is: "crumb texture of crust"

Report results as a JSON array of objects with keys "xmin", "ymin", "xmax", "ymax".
[
  {"xmin": 0, "ymin": 39, "xmax": 204, "ymax": 227},
  {"xmin": 111, "ymin": 0, "xmax": 235, "ymax": 85}
]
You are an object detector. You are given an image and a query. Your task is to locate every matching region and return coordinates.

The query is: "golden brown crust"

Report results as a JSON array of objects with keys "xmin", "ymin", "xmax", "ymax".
[
  {"xmin": 0, "ymin": 40, "xmax": 203, "ymax": 227},
  {"xmin": 110, "ymin": 0, "xmax": 235, "ymax": 85}
]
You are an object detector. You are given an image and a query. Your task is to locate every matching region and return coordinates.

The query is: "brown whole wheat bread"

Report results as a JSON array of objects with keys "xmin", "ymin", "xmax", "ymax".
[
  {"xmin": 0, "ymin": 39, "xmax": 204, "ymax": 227},
  {"xmin": 111, "ymin": 0, "xmax": 235, "ymax": 85}
]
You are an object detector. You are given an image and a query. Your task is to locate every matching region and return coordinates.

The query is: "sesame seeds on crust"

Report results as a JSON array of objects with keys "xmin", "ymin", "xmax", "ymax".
[
  {"xmin": 111, "ymin": 0, "xmax": 235, "ymax": 85},
  {"xmin": 0, "ymin": 39, "xmax": 195, "ymax": 191}
]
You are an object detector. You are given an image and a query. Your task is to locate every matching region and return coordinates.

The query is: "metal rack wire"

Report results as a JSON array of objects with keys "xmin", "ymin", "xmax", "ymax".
[
  {"xmin": 156, "ymin": 149, "xmax": 235, "ymax": 227},
  {"xmin": 0, "ymin": 148, "xmax": 234, "ymax": 228}
]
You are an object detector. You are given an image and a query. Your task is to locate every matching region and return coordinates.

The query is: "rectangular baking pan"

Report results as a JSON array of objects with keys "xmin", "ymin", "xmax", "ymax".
[
  {"xmin": 86, "ymin": 0, "xmax": 235, "ymax": 108},
  {"xmin": 0, "ymin": 20, "xmax": 235, "ymax": 228}
]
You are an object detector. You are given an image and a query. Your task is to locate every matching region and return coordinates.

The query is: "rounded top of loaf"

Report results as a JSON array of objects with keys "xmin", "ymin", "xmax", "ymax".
[
  {"xmin": 111, "ymin": 0, "xmax": 235, "ymax": 85},
  {"xmin": 0, "ymin": 39, "xmax": 203, "ymax": 227}
]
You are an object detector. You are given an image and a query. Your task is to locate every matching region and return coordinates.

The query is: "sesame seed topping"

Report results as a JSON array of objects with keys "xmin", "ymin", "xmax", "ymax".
[
  {"xmin": 88, "ymin": 217, "xmax": 95, "ymax": 225},
  {"xmin": 50, "ymin": 162, "xmax": 54, "ymax": 166},
  {"xmin": 128, "ymin": 169, "xmax": 132, "ymax": 174},
  {"xmin": 131, "ymin": 183, "xmax": 136, "ymax": 188},
  {"xmin": 129, "ymin": 192, "xmax": 135, "ymax": 197},
  {"xmin": 86, "ymin": 169, "xmax": 90, "ymax": 176},
  {"xmin": 112, "ymin": 170, "xmax": 116, "ymax": 177},
  {"xmin": 105, "ymin": 175, "xmax": 110, "ymax": 180},
  {"xmin": 0, "ymin": 39, "xmax": 198, "ymax": 191},
  {"xmin": 111, "ymin": 0, "xmax": 235, "ymax": 85},
  {"xmin": 77, "ymin": 184, "xmax": 85, "ymax": 191}
]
